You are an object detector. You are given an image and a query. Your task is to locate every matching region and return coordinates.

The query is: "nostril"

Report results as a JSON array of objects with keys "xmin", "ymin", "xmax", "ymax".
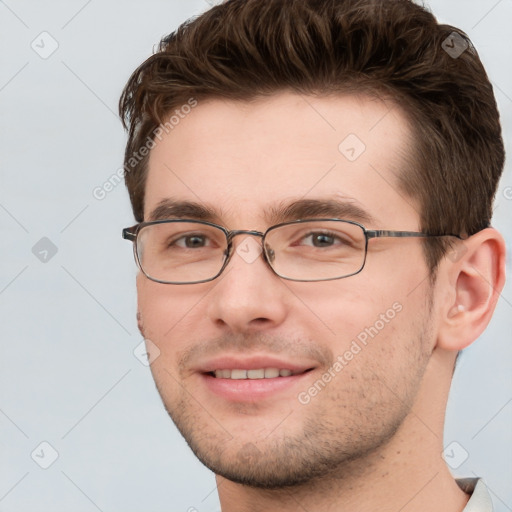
[{"xmin": 250, "ymin": 317, "xmax": 274, "ymax": 327}]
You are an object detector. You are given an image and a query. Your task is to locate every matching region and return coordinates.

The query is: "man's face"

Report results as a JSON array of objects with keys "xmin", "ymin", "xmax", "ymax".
[{"xmin": 137, "ymin": 92, "xmax": 437, "ymax": 487}]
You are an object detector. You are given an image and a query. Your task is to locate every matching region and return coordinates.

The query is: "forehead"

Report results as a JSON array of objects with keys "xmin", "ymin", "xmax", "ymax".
[{"xmin": 145, "ymin": 92, "xmax": 419, "ymax": 228}]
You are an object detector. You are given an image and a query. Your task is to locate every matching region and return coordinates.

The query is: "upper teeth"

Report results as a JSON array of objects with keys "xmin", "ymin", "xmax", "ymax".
[{"xmin": 214, "ymin": 368, "xmax": 294, "ymax": 379}]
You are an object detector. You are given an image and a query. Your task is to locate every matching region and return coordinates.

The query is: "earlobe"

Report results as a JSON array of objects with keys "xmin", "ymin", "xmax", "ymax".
[{"xmin": 437, "ymin": 228, "xmax": 506, "ymax": 351}]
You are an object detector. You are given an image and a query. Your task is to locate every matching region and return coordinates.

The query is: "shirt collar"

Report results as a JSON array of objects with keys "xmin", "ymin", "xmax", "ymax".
[{"xmin": 458, "ymin": 478, "xmax": 493, "ymax": 512}]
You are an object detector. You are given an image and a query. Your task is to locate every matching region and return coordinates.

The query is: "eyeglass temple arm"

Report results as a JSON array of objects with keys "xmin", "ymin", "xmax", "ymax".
[
  {"xmin": 122, "ymin": 225, "xmax": 139, "ymax": 241},
  {"xmin": 366, "ymin": 230, "xmax": 463, "ymax": 239}
]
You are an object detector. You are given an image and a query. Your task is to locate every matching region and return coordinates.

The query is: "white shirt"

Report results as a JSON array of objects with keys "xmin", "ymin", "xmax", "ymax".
[
  {"xmin": 459, "ymin": 478, "xmax": 493, "ymax": 512},
  {"xmin": 209, "ymin": 477, "xmax": 494, "ymax": 511}
]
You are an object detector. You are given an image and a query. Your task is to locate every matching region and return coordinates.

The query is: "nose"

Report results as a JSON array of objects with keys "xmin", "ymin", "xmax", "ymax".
[{"xmin": 206, "ymin": 235, "xmax": 290, "ymax": 333}]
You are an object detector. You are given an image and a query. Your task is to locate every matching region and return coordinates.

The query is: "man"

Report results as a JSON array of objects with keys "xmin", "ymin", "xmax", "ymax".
[{"xmin": 119, "ymin": 0, "xmax": 506, "ymax": 510}]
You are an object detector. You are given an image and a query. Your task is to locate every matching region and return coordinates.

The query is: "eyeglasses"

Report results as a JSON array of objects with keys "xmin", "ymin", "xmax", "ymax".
[{"xmin": 122, "ymin": 218, "xmax": 462, "ymax": 284}]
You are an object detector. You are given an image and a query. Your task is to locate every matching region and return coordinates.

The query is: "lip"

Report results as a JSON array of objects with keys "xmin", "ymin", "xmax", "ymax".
[
  {"xmin": 195, "ymin": 354, "xmax": 316, "ymax": 373},
  {"xmin": 194, "ymin": 354, "xmax": 317, "ymax": 402}
]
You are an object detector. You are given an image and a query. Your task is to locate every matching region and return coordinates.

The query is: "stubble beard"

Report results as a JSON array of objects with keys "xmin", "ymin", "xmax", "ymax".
[{"xmin": 150, "ymin": 329, "xmax": 433, "ymax": 491}]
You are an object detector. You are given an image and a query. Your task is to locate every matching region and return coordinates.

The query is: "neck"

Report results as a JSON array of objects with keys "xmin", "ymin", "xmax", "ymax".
[{"xmin": 216, "ymin": 348, "xmax": 470, "ymax": 512}]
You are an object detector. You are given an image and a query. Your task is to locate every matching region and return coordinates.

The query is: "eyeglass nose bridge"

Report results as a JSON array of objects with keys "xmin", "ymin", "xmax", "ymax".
[
  {"xmin": 226, "ymin": 229, "xmax": 265, "ymax": 240},
  {"xmin": 223, "ymin": 228, "xmax": 277, "ymax": 269}
]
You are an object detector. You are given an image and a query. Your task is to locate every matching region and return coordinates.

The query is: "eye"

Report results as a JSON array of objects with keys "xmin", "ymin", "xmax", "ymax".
[
  {"xmin": 180, "ymin": 235, "xmax": 207, "ymax": 248},
  {"xmin": 170, "ymin": 233, "xmax": 214, "ymax": 249},
  {"xmin": 300, "ymin": 232, "xmax": 343, "ymax": 248}
]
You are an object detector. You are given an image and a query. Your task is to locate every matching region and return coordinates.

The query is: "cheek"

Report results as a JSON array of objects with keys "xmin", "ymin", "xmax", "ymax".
[
  {"xmin": 365, "ymin": 241, "xmax": 431, "ymax": 291},
  {"xmin": 295, "ymin": 259, "xmax": 429, "ymax": 355},
  {"xmin": 136, "ymin": 275, "xmax": 209, "ymax": 349},
  {"xmin": 291, "ymin": 277, "xmax": 398, "ymax": 339},
  {"xmin": 305, "ymin": 291, "xmax": 428, "ymax": 407},
  {"xmin": 137, "ymin": 277, "xmax": 206, "ymax": 403}
]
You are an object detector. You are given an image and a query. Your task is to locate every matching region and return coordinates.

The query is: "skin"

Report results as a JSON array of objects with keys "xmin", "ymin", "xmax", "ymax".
[{"xmin": 135, "ymin": 92, "xmax": 506, "ymax": 511}]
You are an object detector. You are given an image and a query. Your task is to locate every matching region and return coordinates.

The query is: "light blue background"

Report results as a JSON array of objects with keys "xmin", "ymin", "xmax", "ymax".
[{"xmin": 1, "ymin": 1, "xmax": 511, "ymax": 511}]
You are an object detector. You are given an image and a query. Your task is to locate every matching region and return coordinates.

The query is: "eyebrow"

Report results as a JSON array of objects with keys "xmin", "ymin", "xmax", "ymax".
[
  {"xmin": 148, "ymin": 199, "xmax": 221, "ymax": 222},
  {"xmin": 266, "ymin": 198, "xmax": 376, "ymax": 226},
  {"xmin": 147, "ymin": 197, "xmax": 375, "ymax": 226}
]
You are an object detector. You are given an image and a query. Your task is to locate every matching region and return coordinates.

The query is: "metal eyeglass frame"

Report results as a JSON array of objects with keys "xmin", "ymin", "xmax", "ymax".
[{"xmin": 122, "ymin": 218, "xmax": 463, "ymax": 284}]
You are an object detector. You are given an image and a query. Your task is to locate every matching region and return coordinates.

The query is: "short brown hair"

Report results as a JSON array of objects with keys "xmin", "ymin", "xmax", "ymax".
[{"xmin": 119, "ymin": 0, "xmax": 504, "ymax": 272}]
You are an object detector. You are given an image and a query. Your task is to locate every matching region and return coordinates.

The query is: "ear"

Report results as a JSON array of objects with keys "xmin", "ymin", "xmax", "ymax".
[{"xmin": 437, "ymin": 228, "xmax": 506, "ymax": 351}]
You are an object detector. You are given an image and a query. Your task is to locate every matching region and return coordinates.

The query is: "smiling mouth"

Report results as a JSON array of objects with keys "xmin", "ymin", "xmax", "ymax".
[{"xmin": 209, "ymin": 368, "xmax": 313, "ymax": 379}]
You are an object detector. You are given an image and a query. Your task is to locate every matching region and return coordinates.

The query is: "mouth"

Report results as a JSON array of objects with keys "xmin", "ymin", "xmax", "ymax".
[
  {"xmin": 196, "ymin": 356, "xmax": 317, "ymax": 402},
  {"xmin": 209, "ymin": 368, "xmax": 311, "ymax": 379}
]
